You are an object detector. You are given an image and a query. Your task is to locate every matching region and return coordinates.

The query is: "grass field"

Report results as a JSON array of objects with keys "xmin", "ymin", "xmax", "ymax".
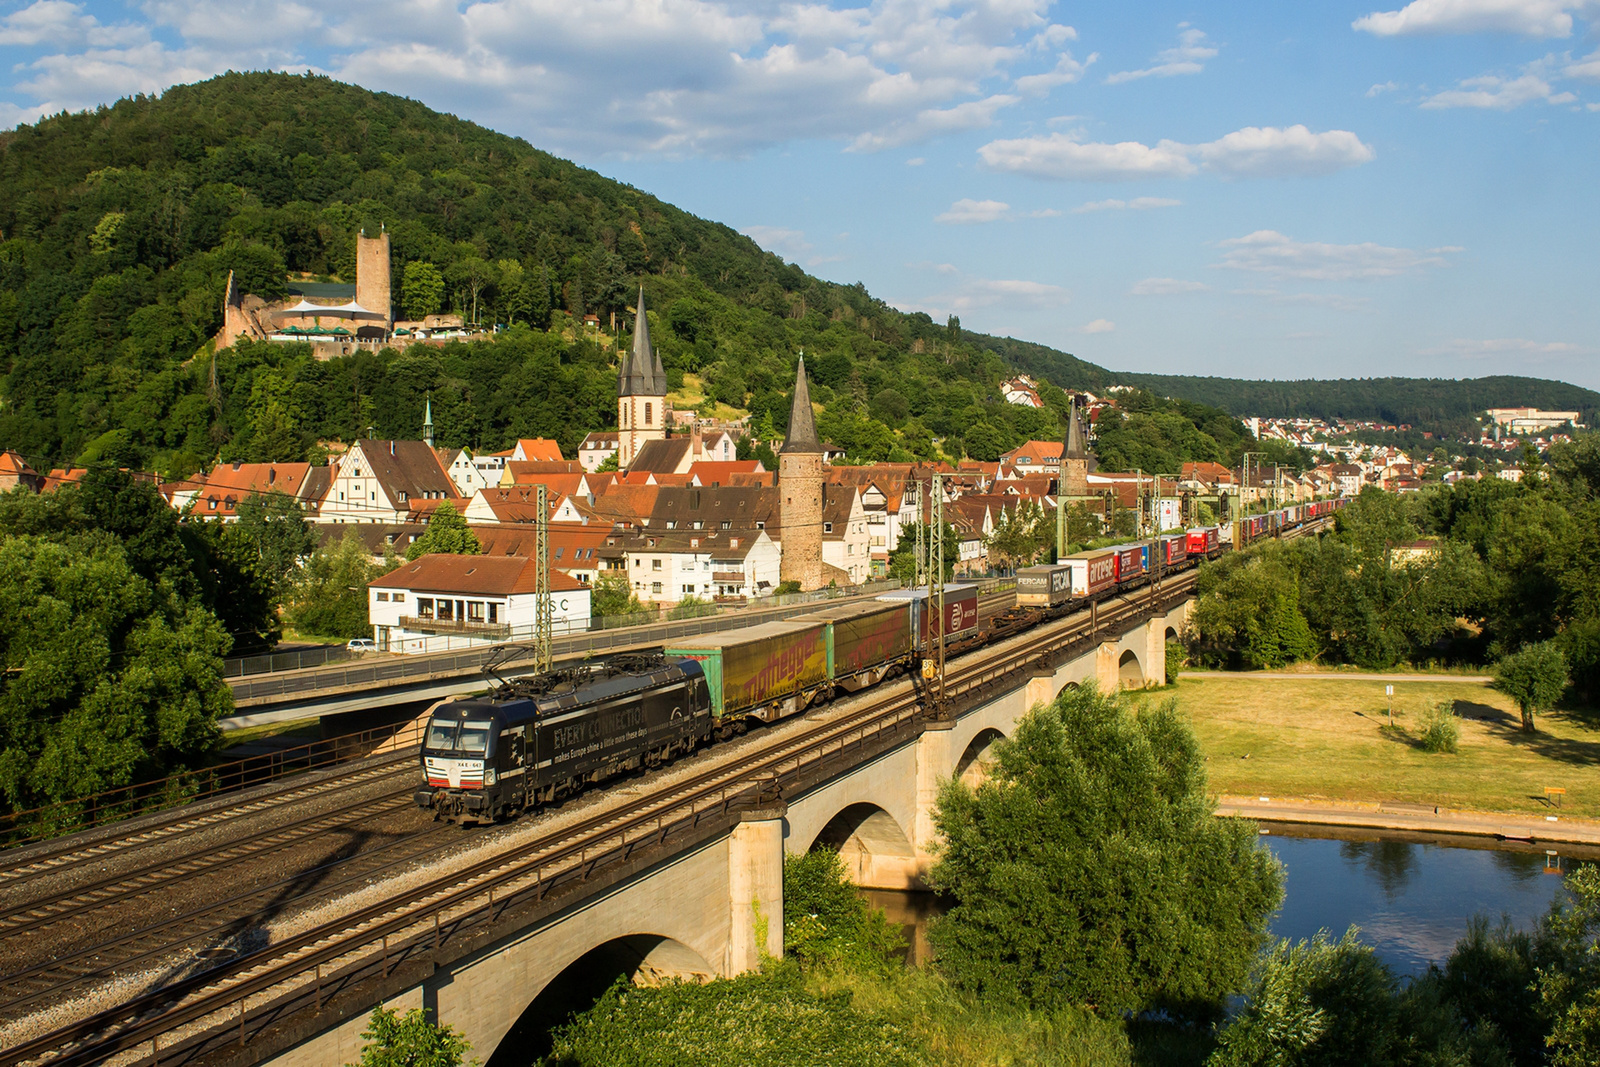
[{"xmin": 1167, "ymin": 675, "xmax": 1600, "ymax": 820}]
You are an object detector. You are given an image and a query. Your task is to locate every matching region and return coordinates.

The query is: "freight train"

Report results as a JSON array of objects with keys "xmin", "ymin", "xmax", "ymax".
[{"xmin": 416, "ymin": 504, "xmax": 1344, "ymax": 822}]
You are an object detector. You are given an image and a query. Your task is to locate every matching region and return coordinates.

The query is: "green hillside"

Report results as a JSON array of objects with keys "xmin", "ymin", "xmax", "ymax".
[
  {"xmin": 0, "ymin": 71, "xmax": 1121, "ymax": 474},
  {"xmin": 0, "ymin": 72, "xmax": 1586, "ymax": 480},
  {"xmin": 1120, "ymin": 374, "xmax": 1600, "ymax": 435}
]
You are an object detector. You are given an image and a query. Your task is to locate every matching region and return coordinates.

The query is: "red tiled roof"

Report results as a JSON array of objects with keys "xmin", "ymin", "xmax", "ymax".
[{"xmin": 369, "ymin": 554, "xmax": 585, "ymax": 595}]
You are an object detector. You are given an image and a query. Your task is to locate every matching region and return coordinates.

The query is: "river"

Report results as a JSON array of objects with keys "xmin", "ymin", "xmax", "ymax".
[{"xmin": 869, "ymin": 827, "xmax": 1599, "ymax": 976}]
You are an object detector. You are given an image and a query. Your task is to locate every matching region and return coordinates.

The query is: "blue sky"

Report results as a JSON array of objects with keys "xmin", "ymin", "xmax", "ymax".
[{"xmin": 2, "ymin": 1, "xmax": 1597, "ymax": 388}]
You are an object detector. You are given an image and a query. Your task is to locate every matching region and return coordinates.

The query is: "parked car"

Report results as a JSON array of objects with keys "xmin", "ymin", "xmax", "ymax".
[{"xmin": 347, "ymin": 638, "xmax": 378, "ymax": 654}]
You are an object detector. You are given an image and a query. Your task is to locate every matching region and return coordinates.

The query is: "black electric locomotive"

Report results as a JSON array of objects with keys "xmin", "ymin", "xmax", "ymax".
[{"xmin": 417, "ymin": 653, "xmax": 711, "ymax": 822}]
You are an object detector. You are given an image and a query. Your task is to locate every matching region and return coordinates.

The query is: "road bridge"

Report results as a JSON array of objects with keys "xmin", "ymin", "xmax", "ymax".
[{"xmin": 0, "ymin": 577, "xmax": 1189, "ymax": 1067}]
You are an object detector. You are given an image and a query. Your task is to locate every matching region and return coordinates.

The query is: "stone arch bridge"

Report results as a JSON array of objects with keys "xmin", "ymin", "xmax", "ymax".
[{"xmin": 256, "ymin": 596, "xmax": 1192, "ymax": 1067}]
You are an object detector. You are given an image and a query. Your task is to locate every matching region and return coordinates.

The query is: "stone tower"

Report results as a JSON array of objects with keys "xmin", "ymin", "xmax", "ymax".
[
  {"xmin": 355, "ymin": 227, "xmax": 392, "ymax": 328},
  {"xmin": 617, "ymin": 289, "xmax": 668, "ymax": 469},
  {"xmin": 779, "ymin": 356, "xmax": 825, "ymax": 591},
  {"xmin": 1060, "ymin": 397, "xmax": 1094, "ymax": 498}
]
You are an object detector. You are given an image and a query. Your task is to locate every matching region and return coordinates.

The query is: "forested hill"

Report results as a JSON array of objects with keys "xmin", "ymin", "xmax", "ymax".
[
  {"xmin": 1120, "ymin": 373, "xmax": 1600, "ymax": 434},
  {"xmin": 0, "ymin": 71, "xmax": 1586, "ymax": 479},
  {"xmin": 0, "ymin": 70, "xmax": 1170, "ymax": 473}
]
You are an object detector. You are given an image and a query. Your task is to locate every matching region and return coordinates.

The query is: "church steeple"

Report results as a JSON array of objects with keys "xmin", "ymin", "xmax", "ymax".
[
  {"xmin": 618, "ymin": 288, "xmax": 664, "ymax": 398},
  {"xmin": 423, "ymin": 392, "xmax": 434, "ymax": 448},
  {"xmin": 781, "ymin": 355, "xmax": 821, "ymax": 454},
  {"xmin": 1063, "ymin": 397, "xmax": 1087, "ymax": 460}
]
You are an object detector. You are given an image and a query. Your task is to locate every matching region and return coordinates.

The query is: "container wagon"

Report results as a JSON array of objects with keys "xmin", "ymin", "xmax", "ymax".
[
  {"xmin": 801, "ymin": 600, "xmax": 914, "ymax": 693},
  {"xmin": 665, "ymin": 619, "xmax": 829, "ymax": 724},
  {"xmin": 1109, "ymin": 543, "xmax": 1148, "ymax": 584},
  {"xmin": 877, "ymin": 584, "xmax": 980, "ymax": 645},
  {"xmin": 1155, "ymin": 534, "xmax": 1188, "ymax": 567}
]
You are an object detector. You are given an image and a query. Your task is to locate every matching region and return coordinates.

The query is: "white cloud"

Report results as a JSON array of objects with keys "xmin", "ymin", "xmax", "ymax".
[
  {"xmin": 1193, "ymin": 125, "xmax": 1376, "ymax": 177},
  {"xmin": 1230, "ymin": 288, "xmax": 1373, "ymax": 311},
  {"xmin": 979, "ymin": 125, "xmax": 1373, "ymax": 181},
  {"xmin": 1074, "ymin": 197, "xmax": 1182, "ymax": 213},
  {"xmin": 937, "ymin": 198, "xmax": 1012, "ymax": 223},
  {"xmin": 1081, "ymin": 318, "xmax": 1116, "ymax": 333},
  {"xmin": 902, "ymin": 261, "xmax": 1071, "ymax": 316},
  {"xmin": 1014, "ymin": 50, "xmax": 1096, "ymax": 95},
  {"xmin": 1422, "ymin": 64, "xmax": 1577, "ymax": 108},
  {"xmin": 4, "ymin": 0, "xmax": 1087, "ymax": 155},
  {"xmin": 0, "ymin": 0, "xmax": 144, "ymax": 47},
  {"xmin": 1131, "ymin": 277, "xmax": 1209, "ymax": 294},
  {"xmin": 1567, "ymin": 49, "xmax": 1600, "ymax": 79},
  {"xmin": 906, "ymin": 157, "xmax": 926, "ymax": 166},
  {"xmin": 1215, "ymin": 230, "xmax": 1461, "ymax": 281},
  {"xmin": 1419, "ymin": 337, "xmax": 1586, "ymax": 356},
  {"xmin": 1353, "ymin": 0, "xmax": 1584, "ymax": 38},
  {"xmin": 978, "ymin": 131, "xmax": 1197, "ymax": 180},
  {"xmin": 936, "ymin": 198, "xmax": 1060, "ymax": 222},
  {"xmin": 849, "ymin": 94, "xmax": 1018, "ymax": 153},
  {"xmin": 1105, "ymin": 27, "xmax": 1217, "ymax": 84},
  {"xmin": 1367, "ymin": 80, "xmax": 1403, "ymax": 96}
]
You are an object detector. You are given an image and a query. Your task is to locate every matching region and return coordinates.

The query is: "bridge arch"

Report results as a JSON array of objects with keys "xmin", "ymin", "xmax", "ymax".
[
  {"xmin": 1165, "ymin": 625, "xmax": 1179, "ymax": 641},
  {"xmin": 1056, "ymin": 679, "xmax": 1080, "ymax": 700},
  {"xmin": 806, "ymin": 802, "xmax": 917, "ymax": 889},
  {"xmin": 954, "ymin": 728, "xmax": 1005, "ymax": 788},
  {"xmin": 484, "ymin": 933, "xmax": 715, "ymax": 1066},
  {"xmin": 1118, "ymin": 649, "xmax": 1143, "ymax": 689}
]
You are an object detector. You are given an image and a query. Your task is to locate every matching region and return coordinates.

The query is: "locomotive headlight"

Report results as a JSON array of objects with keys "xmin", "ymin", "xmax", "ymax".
[{"xmin": 485, "ymin": 768, "xmax": 498, "ymax": 786}]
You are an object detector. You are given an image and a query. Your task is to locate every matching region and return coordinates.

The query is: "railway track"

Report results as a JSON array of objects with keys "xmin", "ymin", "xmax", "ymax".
[{"xmin": 0, "ymin": 578, "xmax": 1185, "ymax": 1067}]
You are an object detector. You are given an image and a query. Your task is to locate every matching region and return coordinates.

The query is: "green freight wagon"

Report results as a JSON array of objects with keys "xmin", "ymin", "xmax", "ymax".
[
  {"xmin": 665, "ymin": 620, "xmax": 828, "ymax": 723},
  {"xmin": 799, "ymin": 600, "xmax": 914, "ymax": 693}
]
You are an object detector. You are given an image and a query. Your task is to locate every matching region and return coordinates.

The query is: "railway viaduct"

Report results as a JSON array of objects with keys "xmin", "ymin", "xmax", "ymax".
[{"xmin": 257, "ymin": 596, "xmax": 1192, "ymax": 1067}]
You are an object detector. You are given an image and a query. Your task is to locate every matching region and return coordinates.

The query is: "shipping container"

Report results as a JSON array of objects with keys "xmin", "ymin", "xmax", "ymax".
[
  {"xmin": 801, "ymin": 601, "xmax": 913, "ymax": 680},
  {"xmin": 1156, "ymin": 534, "xmax": 1188, "ymax": 567},
  {"xmin": 1185, "ymin": 527, "xmax": 1220, "ymax": 556},
  {"xmin": 1108, "ymin": 543, "xmax": 1147, "ymax": 583},
  {"xmin": 876, "ymin": 584, "xmax": 979, "ymax": 644},
  {"xmin": 666, "ymin": 620, "xmax": 828, "ymax": 719},
  {"xmin": 1015, "ymin": 563, "xmax": 1074, "ymax": 608},
  {"xmin": 1062, "ymin": 551, "xmax": 1117, "ymax": 597}
]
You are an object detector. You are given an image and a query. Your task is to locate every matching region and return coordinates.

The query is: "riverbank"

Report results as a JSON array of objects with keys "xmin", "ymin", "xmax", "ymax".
[
  {"xmin": 1217, "ymin": 794, "xmax": 1600, "ymax": 846},
  {"xmin": 1170, "ymin": 674, "xmax": 1600, "ymax": 821}
]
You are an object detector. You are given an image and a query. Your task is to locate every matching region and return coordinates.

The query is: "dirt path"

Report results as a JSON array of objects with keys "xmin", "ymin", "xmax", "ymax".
[
  {"xmin": 1184, "ymin": 670, "xmax": 1493, "ymax": 683},
  {"xmin": 1217, "ymin": 794, "xmax": 1600, "ymax": 846}
]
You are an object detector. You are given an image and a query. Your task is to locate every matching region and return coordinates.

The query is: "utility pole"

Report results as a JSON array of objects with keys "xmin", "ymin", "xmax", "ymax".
[
  {"xmin": 926, "ymin": 472, "xmax": 946, "ymax": 708},
  {"xmin": 534, "ymin": 483, "xmax": 552, "ymax": 673},
  {"xmin": 914, "ymin": 479, "xmax": 927, "ymax": 589}
]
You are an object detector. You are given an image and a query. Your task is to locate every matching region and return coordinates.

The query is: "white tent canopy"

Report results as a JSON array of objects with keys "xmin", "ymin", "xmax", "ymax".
[{"xmin": 273, "ymin": 299, "xmax": 385, "ymax": 320}]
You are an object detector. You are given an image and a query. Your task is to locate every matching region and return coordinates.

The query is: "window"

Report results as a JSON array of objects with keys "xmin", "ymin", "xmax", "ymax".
[
  {"xmin": 417, "ymin": 597, "xmax": 435, "ymax": 619},
  {"xmin": 755, "ymin": 520, "xmax": 765, "ymax": 530},
  {"xmin": 376, "ymin": 592, "xmax": 390, "ymax": 601},
  {"xmin": 634, "ymin": 559, "xmax": 641, "ymax": 567},
  {"xmin": 823, "ymin": 522, "xmax": 833, "ymax": 533},
  {"xmin": 393, "ymin": 593, "xmax": 405, "ymax": 604},
  {"xmin": 436, "ymin": 600, "xmax": 455, "ymax": 622},
  {"xmin": 666, "ymin": 521, "xmax": 677, "ymax": 529},
  {"xmin": 467, "ymin": 601, "xmax": 485, "ymax": 622},
  {"xmin": 652, "ymin": 581, "xmax": 662, "ymax": 594},
  {"xmin": 645, "ymin": 402, "xmax": 653, "ymax": 426},
  {"xmin": 488, "ymin": 603, "xmax": 498, "ymax": 623},
  {"xmin": 693, "ymin": 520, "xmax": 703, "ymax": 529},
  {"xmin": 720, "ymin": 520, "xmax": 731, "ymax": 529},
  {"xmin": 683, "ymin": 584, "xmax": 695, "ymax": 594},
  {"xmin": 652, "ymin": 559, "xmax": 662, "ymax": 571}
]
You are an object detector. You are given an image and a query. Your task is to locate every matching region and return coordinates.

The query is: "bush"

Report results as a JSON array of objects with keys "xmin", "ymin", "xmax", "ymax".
[
  {"xmin": 1418, "ymin": 701, "xmax": 1460, "ymax": 753},
  {"xmin": 783, "ymin": 849, "xmax": 905, "ymax": 973},
  {"xmin": 1165, "ymin": 639, "xmax": 1184, "ymax": 685},
  {"xmin": 667, "ymin": 596, "xmax": 718, "ymax": 621},
  {"xmin": 348, "ymin": 1006, "xmax": 471, "ymax": 1067}
]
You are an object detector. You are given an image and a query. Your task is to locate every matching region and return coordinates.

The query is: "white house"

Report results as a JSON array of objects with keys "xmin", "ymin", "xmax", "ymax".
[
  {"xmin": 319, "ymin": 439, "xmax": 460, "ymax": 525},
  {"xmin": 621, "ymin": 529, "xmax": 780, "ymax": 602},
  {"xmin": 366, "ymin": 553, "xmax": 591, "ymax": 653},
  {"xmin": 439, "ymin": 448, "xmax": 497, "ymax": 497},
  {"xmin": 578, "ymin": 432, "xmax": 621, "ymax": 472}
]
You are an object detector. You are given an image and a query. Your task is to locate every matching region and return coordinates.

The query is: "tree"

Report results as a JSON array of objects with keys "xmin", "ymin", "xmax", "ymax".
[
  {"xmin": 347, "ymin": 1007, "xmax": 471, "ymax": 1067},
  {"xmin": 784, "ymin": 849, "xmax": 904, "ymax": 972},
  {"xmin": 0, "ymin": 534, "xmax": 231, "ymax": 819},
  {"xmin": 1493, "ymin": 641, "xmax": 1570, "ymax": 732},
  {"xmin": 888, "ymin": 521, "xmax": 960, "ymax": 585},
  {"xmin": 590, "ymin": 570, "xmax": 643, "ymax": 618},
  {"xmin": 595, "ymin": 452, "xmax": 620, "ymax": 473},
  {"xmin": 405, "ymin": 503, "xmax": 481, "ymax": 560},
  {"xmin": 232, "ymin": 489, "xmax": 316, "ymax": 585},
  {"xmin": 1536, "ymin": 866, "xmax": 1600, "ymax": 1067},
  {"xmin": 928, "ymin": 685, "xmax": 1282, "ymax": 1018},
  {"xmin": 287, "ymin": 530, "xmax": 384, "ymax": 639},
  {"xmin": 988, "ymin": 501, "xmax": 1047, "ymax": 573},
  {"xmin": 402, "ymin": 261, "xmax": 446, "ymax": 321}
]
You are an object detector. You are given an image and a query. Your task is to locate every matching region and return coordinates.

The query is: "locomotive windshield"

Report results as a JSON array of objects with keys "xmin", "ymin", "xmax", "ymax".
[{"xmin": 425, "ymin": 719, "xmax": 494, "ymax": 754}]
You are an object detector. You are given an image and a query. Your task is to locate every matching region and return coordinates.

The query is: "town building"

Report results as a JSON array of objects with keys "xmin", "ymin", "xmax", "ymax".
[
  {"xmin": 619, "ymin": 529, "xmax": 780, "ymax": 602},
  {"xmin": 617, "ymin": 290, "xmax": 669, "ymax": 469},
  {"xmin": 319, "ymin": 439, "xmax": 461, "ymax": 524},
  {"xmin": 578, "ymin": 432, "xmax": 622, "ymax": 472},
  {"xmin": 366, "ymin": 553, "xmax": 591, "ymax": 653},
  {"xmin": 220, "ymin": 228, "xmax": 393, "ymax": 357}
]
